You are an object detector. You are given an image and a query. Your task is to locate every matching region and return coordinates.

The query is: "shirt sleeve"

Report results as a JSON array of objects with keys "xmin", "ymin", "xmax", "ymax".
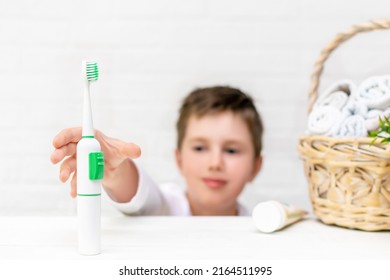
[{"xmin": 103, "ymin": 160, "xmax": 169, "ymax": 215}]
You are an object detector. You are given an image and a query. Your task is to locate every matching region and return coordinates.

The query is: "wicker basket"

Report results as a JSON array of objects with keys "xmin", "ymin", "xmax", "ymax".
[{"xmin": 298, "ymin": 19, "xmax": 390, "ymax": 231}]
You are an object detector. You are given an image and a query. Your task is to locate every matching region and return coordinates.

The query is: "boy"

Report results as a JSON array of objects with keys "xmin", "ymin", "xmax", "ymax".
[{"xmin": 50, "ymin": 86, "xmax": 263, "ymax": 215}]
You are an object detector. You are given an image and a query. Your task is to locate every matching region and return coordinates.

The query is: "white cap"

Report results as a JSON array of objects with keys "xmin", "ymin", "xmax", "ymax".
[{"xmin": 252, "ymin": 201, "xmax": 285, "ymax": 233}]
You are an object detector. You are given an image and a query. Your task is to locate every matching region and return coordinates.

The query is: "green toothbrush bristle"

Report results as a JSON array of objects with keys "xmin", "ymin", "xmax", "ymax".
[{"xmin": 85, "ymin": 62, "xmax": 99, "ymax": 81}]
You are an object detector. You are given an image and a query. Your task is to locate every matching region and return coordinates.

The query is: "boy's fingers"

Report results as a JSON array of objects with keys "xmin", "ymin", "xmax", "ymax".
[
  {"xmin": 70, "ymin": 171, "xmax": 77, "ymax": 198},
  {"xmin": 59, "ymin": 156, "xmax": 76, "ymax": 182},
  {"xmin": 50, "ymin": 143, "xmax": 77, "ymax": 164},
  {"xmin": 52, "ymin": 127, "xmax": 82, "ymax": 149}
]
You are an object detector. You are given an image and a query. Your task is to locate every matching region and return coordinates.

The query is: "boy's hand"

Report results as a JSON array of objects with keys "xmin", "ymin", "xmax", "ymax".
[{"xmin": 50, "ymin": 127, "xmax": 141, "ymax": 198}]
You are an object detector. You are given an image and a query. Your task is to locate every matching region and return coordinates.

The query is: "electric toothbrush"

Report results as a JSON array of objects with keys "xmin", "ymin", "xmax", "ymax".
[{"xmin": 77, "ymin": 60, "xmax": 104, "ymax": 255}]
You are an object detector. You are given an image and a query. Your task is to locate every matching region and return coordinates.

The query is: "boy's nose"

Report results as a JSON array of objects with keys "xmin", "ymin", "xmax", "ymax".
[{"xmin": 208, "ymin": 151, "xmax": 224, "ymax": 171}]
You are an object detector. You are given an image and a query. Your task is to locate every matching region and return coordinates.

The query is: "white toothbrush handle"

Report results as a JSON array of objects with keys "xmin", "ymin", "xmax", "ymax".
[{"xmin": 77, "ymin": 137, "xmax": 104, "ymax": 255}]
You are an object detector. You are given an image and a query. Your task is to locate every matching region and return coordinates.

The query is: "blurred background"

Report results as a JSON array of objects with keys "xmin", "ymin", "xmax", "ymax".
[{"xmin": 0, "ymin": 0, "xmax": 390, "ymax": 216}]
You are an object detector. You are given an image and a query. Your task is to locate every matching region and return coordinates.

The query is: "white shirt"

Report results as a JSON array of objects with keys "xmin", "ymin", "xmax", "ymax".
[{"xmin": 105, "ymin": 162, "xmax": 249, "ymax": 216}]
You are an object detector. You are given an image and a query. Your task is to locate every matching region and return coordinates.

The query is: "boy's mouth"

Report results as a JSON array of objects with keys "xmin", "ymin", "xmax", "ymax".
[{"xmin": 202, "ymin": 178, "xmax": 227, "ymax": 189}]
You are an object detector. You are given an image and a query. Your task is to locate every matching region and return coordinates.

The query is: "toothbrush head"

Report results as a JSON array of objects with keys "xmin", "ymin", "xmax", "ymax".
[{"xmin": 82, "ymin": 60, "xmax": 99, "ymax": 82}]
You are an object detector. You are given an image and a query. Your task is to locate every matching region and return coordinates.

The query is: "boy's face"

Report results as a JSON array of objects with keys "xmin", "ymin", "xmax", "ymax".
[{"xmin": 175, "ymin": 111, "xmax": 262, "ymax": 215}]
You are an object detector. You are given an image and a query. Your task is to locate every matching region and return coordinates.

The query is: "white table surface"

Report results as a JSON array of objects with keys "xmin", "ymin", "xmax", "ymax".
[{"xmin": 0, "ymin": 216, "xmax": 388, "ymax": 260}]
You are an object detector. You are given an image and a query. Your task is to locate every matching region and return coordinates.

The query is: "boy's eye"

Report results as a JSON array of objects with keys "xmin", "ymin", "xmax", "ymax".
[
  {"xmin": 193, "ymin": 145, "xmax": 205, "ymax": 152},
  {"xmin": 225, "ymin": 148, "xmax": 239, "ymax": 154}
]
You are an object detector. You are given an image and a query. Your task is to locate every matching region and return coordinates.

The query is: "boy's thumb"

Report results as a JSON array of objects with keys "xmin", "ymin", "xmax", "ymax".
[
  {"xmin": 118, "ymin": 142, "xmax": 142, "ymax": 159},
  {"xmin": 97, "ymin": 132, "xmax": 141, "ymax": 160}
]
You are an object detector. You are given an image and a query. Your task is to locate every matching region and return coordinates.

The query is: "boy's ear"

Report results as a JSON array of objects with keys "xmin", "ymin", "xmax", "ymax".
[
  {"xmin": 249, "ymin": 155, "xmax": 263, "ymax": 182},
  {"xmin": 175, "ymin": 148, "xmax": 182, "ymax": 170}
]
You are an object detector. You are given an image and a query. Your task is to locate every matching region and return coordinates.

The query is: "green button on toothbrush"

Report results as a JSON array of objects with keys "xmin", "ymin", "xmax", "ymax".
[
  {"xmin": 77, "ymin": 60, "xmax": 104, "ymax": 255},
  {"xmin": 89, "ymin": 152, "xmax": 104, "ymax": 180}
]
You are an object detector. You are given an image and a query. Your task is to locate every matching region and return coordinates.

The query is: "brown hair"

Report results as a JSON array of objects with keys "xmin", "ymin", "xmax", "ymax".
[{"xmin": 176, "ymin": 86, "xmax": 263, "ymax": 158}]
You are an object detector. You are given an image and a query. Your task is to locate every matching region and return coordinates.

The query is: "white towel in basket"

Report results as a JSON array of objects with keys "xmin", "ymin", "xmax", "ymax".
[
  {"xmin": 357, "ymin": 75, "xmax": 390, "ymax": 110},
  {"xmin": 314, "ymin": 80, "xmax": 356, "ymax": 110},
  {"xmin": 337, "ymin": 115, "xmax": 367, "ymax": 137},
  {"xmin": 342, "ymin": 95, "xmax": 368, "ymax": 118},
  {"xmin": 365, "ymin": 108, "xmax": 390, "ymax": 131},
  {"xmin": 307, "ymin": 106, "xmax": 343, "ymax": 136}
]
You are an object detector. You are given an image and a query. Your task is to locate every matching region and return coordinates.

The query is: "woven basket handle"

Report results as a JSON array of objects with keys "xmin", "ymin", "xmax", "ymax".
[{"xmin": 307, "ymin": 18, "xmax": 390, "ymax": 112}]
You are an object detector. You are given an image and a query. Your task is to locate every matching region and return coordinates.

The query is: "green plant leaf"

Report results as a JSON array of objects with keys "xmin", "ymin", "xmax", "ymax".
[
  {"xmin": 368, "ymin": 131, "xmax": 379, "ymax": 137},
  {"xmin": 368, "ymin": 110, "xmax": 390, "ymax": 146},
  {"xmin": 385, "ymin": 116, "xmax": 390, "ymax": 126},
  {"xmin": 379, "ymin": 116, "xmax": 384, "ymax": 128}
]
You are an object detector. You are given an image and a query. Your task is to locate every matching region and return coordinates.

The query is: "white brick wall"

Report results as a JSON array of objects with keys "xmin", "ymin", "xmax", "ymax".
[{"xmin": 1, "ymin": 0, "xmax": 390, "ymax": 215}]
